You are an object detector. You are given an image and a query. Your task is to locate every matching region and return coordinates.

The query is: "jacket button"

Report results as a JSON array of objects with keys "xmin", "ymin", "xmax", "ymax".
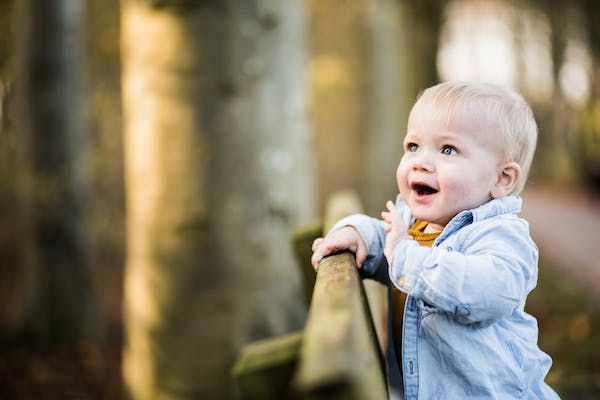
[{"xmin": 455, "ymin": 306, "xmax": 470, "ymax": 316}]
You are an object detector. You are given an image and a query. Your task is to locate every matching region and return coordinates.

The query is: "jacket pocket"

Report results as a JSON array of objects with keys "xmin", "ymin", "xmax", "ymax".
[
  {"xmin": 416, "ymin": 298, "xmax": 442, "ymax": 332},
  {"xmin": 416, "ymin": 298, "xmax": 440, "ymax": 317}
]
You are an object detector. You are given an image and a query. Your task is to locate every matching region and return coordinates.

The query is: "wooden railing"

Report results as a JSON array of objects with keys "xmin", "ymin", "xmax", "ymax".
[
  {"xmin": 233, "ymin": 191, "xmax": 388, "ymax": 399},
  {"xmin": 294, "ymin": 251, "xmax": 387, "ymax": 399}
]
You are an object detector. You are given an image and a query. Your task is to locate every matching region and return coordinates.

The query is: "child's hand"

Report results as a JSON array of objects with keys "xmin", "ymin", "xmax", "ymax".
[
  {"xmin": 381, "ymin": 200, "xmax": 407, "ymax": 266},
  {"xmin": 311, "ymin": 226, "xmax": 367, "ymax": 270}
]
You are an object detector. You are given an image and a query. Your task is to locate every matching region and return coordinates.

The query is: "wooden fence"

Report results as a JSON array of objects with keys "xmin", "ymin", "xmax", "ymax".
[{"xmin": 233, "ymin": 191, "xmax": 388, "ymax": 399}]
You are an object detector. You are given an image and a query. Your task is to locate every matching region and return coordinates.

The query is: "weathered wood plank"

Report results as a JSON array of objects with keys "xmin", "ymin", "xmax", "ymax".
[
  {"xmin": 232, "ymin": 331, "xmax": 302, "ymax": 400},
  {"xmin": 325, "ymin": 190, "xmax": 388, "ymax": 362},
  {"xmin": 293, "ymin": 252, "xmax": 387, "ymax": 399}
]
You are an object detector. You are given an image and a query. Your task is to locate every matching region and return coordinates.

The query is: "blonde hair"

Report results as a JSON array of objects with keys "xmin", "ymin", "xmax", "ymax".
[{"xmin": 414, "ymin": 81, "xmax": 537, "ymax": 194}]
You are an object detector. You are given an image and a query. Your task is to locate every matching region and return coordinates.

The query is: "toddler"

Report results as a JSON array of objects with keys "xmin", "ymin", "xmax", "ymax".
[{"xmin": 311, "ymin": 82, "xmax": 559, "ymax": 399}]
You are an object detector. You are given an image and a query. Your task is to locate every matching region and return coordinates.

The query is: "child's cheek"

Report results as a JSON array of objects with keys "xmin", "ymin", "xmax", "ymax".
[
  {"xmin": 395, "ymin": 164, "xmax": 403, "ymax": 188},
  {"xmin": 396, "ymin": 163, "xmax": 409, "ymax": 193}
]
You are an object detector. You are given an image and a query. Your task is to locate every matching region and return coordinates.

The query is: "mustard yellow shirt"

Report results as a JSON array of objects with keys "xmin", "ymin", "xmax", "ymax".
[{"xmin": 391, "ymin": 220, "xmax": 440, "ymax": 361}]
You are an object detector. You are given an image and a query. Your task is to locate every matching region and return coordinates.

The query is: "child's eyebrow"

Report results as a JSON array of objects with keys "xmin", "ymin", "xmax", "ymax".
[
  {"xmin": 403, "ymin": 132, "xmax": 420, "ymax": 141},
  {"xmin": 435, "ymin": 133, "xmax": 461, "ymax": 143}
]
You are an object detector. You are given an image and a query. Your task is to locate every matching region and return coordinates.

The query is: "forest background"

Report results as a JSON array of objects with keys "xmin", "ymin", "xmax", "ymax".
[{"xmin": 0, "ymin": 0, "xmax": 599, "ymax": 399}]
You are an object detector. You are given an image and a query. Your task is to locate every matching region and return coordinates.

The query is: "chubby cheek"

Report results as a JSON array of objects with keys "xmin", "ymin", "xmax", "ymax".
[
  {"xmin": 439, "ymin": 171, "xmax": 485, "ymax": 207},
  {"xmin": 439, "ymin": 175, "xmax": 470, "ymax": 201},
  {"xmin": 396, "ymin": 162, "xmax": 411, "ymax": 197}
]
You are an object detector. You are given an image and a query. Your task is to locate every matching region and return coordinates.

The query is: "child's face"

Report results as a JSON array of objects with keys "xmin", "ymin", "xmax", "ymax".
[{"xmin": 396, "ymin": 100, "xmax": 505, "ymax": 232}]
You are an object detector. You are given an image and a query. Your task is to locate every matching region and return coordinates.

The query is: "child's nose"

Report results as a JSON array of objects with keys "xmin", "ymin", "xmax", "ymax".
[{"xmin": 412, "ymin": 153, "xmax": 435, "ymax": 172}]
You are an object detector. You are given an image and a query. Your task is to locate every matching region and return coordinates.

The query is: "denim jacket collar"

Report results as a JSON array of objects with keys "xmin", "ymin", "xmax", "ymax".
[{"xmin": 435, "ymin": 195, "xmax": 522, "ymax": 245}]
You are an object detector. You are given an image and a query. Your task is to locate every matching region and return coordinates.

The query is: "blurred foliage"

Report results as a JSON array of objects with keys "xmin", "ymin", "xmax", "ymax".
[
  {"xmin": 528, "ymin": 258, "xmax": 600, "ymax": 398},
  {"xmin": 0, "ymin": 341, "xmax": 121, "ymax": 399}
]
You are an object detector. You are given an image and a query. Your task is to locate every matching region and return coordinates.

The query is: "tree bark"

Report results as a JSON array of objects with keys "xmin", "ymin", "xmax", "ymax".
[
  {"xmin": 308, "ymin": 0, "xmax": 370, "ymax": 211},
  {"xmin": 547, "ymin": 0, "xmax": 576, "ymax": 182},
  {"xmin": 16, "ymin": 0, "xmax": 97, "ymax": 342},
  {"xmin": 578, "ymin": 0, "xmax": 600, "ymax": 186},
  {"xmin": 121, "ymin": 1, "xmax": 314, "ymax": 398},
  {"xmin": 364, "ymin": 0, "xmax": 408, "ymax": 215},
  {"xmin": 400, "ymin": 0, "xmax": 444, "ymax": 97}
]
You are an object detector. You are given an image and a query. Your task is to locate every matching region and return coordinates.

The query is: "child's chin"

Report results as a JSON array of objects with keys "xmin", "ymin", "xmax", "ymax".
[
  {"xmin": 408, "ymin": 205, "xmax": 430, "ymax": 218},
  {"xmin": 411, "ymin": 212, "xmax": 445, "ymax": 226},
  {"xmin": 411, "ymin": 211, "xmax": 431, "ymax": 222}
]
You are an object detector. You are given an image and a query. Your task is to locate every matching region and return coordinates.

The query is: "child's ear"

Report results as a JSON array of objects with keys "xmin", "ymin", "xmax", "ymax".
[{"xmin": 491, "ymin": 162, "xmax": 521, "ymax": 198}]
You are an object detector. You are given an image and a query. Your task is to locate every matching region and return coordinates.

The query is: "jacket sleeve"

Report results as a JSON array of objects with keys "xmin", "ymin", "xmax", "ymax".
[
  {"xmin": 389, "ymin": 219, "xmax": 538, "ymax": 325},
  {"xmin": 329, "ymin": 214, "xmax": 390, "ymax": 284}
]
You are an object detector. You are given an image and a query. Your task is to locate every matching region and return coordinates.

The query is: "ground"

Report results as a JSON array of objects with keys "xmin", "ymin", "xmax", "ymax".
[{"xmin": 0, "ymin": 333, "xmax": 122, "ymax": 399}]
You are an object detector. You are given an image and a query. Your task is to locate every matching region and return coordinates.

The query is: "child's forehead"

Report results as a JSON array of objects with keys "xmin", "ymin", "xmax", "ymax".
[{"xmin": 409, "ymin": 95, "xmax": 497, "ymax": 134}]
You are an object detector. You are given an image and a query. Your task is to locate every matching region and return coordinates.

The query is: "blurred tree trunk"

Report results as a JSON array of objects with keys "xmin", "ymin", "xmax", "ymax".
[
  {"xmin": 580, "ymin": 0, "xmax": 600, "ymax": 98},
  {"xmin": 121, "ymin": 1, "xmax": 313, "ymax": 398},
  {"xmin": 546, "ymin": 0, "xmax": 577, "ymax": 182},
  {"xmin": 308, "ymin": 0, "xmax": 369, "ymax": 211},
  {"xmin": 15, "ymin": 0, "xmax": 98, "ymax": 341},
  {"xmin": 400, "ymin": 0, "xmax": 444, "ymax": 98},
  {"xmin": 363, "ymin": 0, "xmax": 408, "ymax": 214},
  {"xmin": 579, "ymin": 0, "xmax": 600, "ymax": 185},
  {"xmin": 0, "ymin": 0, "xmax": 30, "ymax": 335}
]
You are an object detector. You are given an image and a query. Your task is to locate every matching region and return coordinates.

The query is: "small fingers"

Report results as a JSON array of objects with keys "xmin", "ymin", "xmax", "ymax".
[
  {"xmin": 312, "ymin": 237, "xmax": 324, "ymax": 252},
  {"xmin": 386, "ymin": 200, "xmax": 395, "ymax": 211},
  {"xmin": 311, "ymin": 241, "xmax": 338, "ymax": 270},
  {"xmin": 355, "ymin": 243, "xmax": 367, "ymax": 268},
  {"xmin": 311, "ymin": 250, "xmax": 322, "ymax": 270}
]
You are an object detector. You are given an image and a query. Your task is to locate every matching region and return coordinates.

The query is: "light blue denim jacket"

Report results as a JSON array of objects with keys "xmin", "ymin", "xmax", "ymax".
[{"xmin": 331, "ymin": 195, "xmax": 559, "ymax": 399}]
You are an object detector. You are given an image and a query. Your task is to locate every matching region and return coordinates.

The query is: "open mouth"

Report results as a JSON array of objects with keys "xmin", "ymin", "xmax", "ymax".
[{"xmin": 412, "ymin": 183, "xmax": 438, "ymax": 196}]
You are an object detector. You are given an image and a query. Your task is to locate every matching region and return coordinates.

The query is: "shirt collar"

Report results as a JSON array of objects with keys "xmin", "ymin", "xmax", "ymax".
[{"xmin": 435, "ymin": 195, "xmax": 522, "ymax": 245}]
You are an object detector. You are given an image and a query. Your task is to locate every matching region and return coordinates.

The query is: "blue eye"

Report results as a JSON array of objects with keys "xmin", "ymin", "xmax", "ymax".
[
  {"xmin": 407, "ymin": 143, "xmax": 418, "ymax": 152},
  {"xmin": 441, "ymin": 145, "xmax": 457, "ymax": 155}
]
